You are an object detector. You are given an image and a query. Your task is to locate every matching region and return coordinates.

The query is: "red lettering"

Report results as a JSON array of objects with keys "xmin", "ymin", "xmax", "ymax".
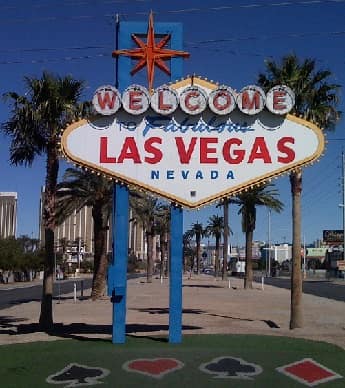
[
  {"xmin": 242, "ymin": 90, "xmax": 261, "ymax": 110},
  {"xmin": 117, "ymin": 137, "xmax": 141, "ymax": 163},
  {"xmin": 99, "ymin": 137, "xmax": 116, "ymax": 163},
  {"xmin": 273, "ymin": 91, "xmax": 287, "ymax": 111},
  {"xmin": 158, "ymin": 90, "xmax": 172, "ymax": 111},
  {"xmin": 185, "ymin": 91, "xmax": 200, "ymax": 111},
  {"xmin": 248, "ymin": 137, "xmax": 272, "ymax": 163},
  {"xmin": 175, "ymin": 137, "xmax": 197, "ymax": 164},
  {"xmin": 213, "ymin": 91, "xmax": 232, "ymax": 111},
  {"xmin": 97, "ymin": 92, "xmax": 116, "ymax": 110},
  {"xmin": 129, "ymin": 91, "xmax": 143, "ymax": 111},
  {"xmin": 144, "ymin": 137, "xmax": 163, "ymax": 164},
  {"xmin": 222, "ymin": 138, "xmax": 245, "ymax": 164},
  {"xmin": 278, "ymin": 137, "xmax": 295, "ymax": 163},
  {"xmin": 200, "ymin": 138, "xmax": 218, "ymax": 163}
]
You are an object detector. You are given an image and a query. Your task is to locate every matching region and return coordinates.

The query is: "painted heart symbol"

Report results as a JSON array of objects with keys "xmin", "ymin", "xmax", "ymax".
[{"xmin": 123, "ymin": 358, "xmax": 184, "ymax": 378}]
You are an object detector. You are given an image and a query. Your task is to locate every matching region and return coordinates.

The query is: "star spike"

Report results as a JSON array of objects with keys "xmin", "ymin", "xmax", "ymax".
[{"xmin": 112, "ymin": 11, "xmax": 190, "ymax": 91}]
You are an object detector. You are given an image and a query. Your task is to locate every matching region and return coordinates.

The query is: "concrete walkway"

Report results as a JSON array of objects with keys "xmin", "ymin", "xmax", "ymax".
[{"xmin": 1, "ymin": 274, "xmax": 344, "ymax": 349}]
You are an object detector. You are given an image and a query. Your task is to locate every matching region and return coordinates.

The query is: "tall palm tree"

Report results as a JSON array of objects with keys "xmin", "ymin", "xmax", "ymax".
[
  {"xmin": 2, "ymin": 72, "xmax": 87, "ymax": 331},
  {"xmin": 206, "ymin": 215, "xmax": 224, "ymax": 278},
  {"xmin": 232, "ymin": 184, "xmax": 283, "ymax": 289},
  {"xmin": 155, "ymin": 206, "xmax": 170, "ymax": 278},
  {"xmin": 222, "ymin": 199, "xmax": 230, "ymax": 280},
  {"xmin": 56, "ymin": 168, "xmax": 113, "ymax": 300},
  {"xmin": 258, "ymin": 54, "xmax": 340, "ymax": 328},
  {"xmin": 130, "ymin": 191, "xmax": 166, "ymax": 283},
  {"xmin": 183, "ymin": 230, "xmax": 194, "ymax": 273},
  {"xmin": 217, "ymin": 198, "xmax": 233, "ymax": 280},
  {"xmin": 188, "ymin": 222, "xmax": 207, "ymax": 274}
]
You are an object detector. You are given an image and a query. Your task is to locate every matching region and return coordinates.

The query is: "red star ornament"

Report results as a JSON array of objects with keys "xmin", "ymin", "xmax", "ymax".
[{"xmin": 113, "ymin": 11, "xmax": 190, "ymax": 91}]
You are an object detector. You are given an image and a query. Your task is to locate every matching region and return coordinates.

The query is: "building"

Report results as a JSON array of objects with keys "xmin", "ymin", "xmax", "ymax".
[
  {"xmin": 39, "ymin": 187, "xmax": 145, "ymax": 262},
  {"xmin": 0, "ymin": 192, "xmax": 17, "ymax": 238}
]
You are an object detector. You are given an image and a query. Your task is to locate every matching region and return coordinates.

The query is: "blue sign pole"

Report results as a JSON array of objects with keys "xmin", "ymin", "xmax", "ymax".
[
  {"xmin": 110, "ymin": 184, "xmax": 129, "ymax": 343},
  {"xmin": 108, "ymin": 17, "xmax": 132, "ymax": 345},
  {"xmin": 169, "ymin": 206, "xmax": 183, "ymax": 343},
  {"xmin": 108, "ymin": 16, "xmax": 186, "ymax": 344}
]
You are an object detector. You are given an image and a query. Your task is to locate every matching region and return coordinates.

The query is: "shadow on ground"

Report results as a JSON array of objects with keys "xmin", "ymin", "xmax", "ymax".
[
  {"xmin": 131, "ymin": 307, "xmax": 280, "ymax": 329},
  {"xmin": 1, "ymin": 320, "xmax": 202, "ymax": 342}
]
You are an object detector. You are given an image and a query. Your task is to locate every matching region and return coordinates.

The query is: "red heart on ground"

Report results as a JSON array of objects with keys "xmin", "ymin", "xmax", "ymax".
[{"xmin": 124, "ymin": 358, "xmax": 184, "ymax": 378}]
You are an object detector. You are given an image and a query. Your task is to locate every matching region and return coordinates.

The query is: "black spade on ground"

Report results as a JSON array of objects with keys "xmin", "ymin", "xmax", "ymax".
[{"xmin": 46, "ymin": 363, "xmax": 109, "ymax": 387}]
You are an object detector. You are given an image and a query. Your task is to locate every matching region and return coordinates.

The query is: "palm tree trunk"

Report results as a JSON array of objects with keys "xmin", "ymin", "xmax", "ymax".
[
  {"xmin": 222, "ymin": 199, "xmax": 229, "ymax": 280},
  {"xmin": 146, "ymin": 232, "xmax": 154, "ymax": 283},
  {"xmin": 40, "ymin": 228, "xmax": 54, "ymax": 330},
  {"xmin": 215, "ymin": 236, "xmax": 220, "ymax": 278},
  {"xmin": 244, "ymin": 230, "xmax": 254, "ymax": 289},
  {"xmin": 39, "ymin": 143, "xmax": 59, "ymax": 331},
  {"xmin": 290, "ymin": 170, "xmax": 303, "ymax": 328},
  {"xmin": 160, "ymin": 231, "xmax": 168, "ymax": 278},
  {"xmin": 196, "ymin": 235, "xmax": 201, "ymax": 274},
  {"xmin": 91, "ymin": 204, "xmax": 108, "ymax": 300}
]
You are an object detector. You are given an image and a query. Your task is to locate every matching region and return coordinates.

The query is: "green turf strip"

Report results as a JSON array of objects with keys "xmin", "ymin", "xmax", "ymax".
[{"xmin": 1, "ymin": 335, "xmax": 344, "ymax": 387}]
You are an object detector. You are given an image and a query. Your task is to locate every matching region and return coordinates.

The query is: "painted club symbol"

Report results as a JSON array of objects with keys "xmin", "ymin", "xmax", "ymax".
[
  {"xmin": 199, "ymin": 356, "xmax": 263, "ymax": 380},
  {"xmin": 46, "ymin": 363, "xmax": 110, "ymax": 387}
]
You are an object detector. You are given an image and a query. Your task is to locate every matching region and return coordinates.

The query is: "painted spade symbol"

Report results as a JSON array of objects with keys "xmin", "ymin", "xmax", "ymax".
[{"xmin": 46, "ymin": 363, "xmax": 110, "ymax": 387}]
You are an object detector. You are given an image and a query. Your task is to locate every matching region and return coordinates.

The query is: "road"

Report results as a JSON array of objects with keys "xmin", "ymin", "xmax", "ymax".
[
  {"xmin": 2, "ymin": 275, "xmax": 344, "ymax": 310},
  {"xmin": 0, "ymin": 278, "xmax": 92, "ymax": 310},
  {"xmin": 256, "ymin": 276, "xmax": 345, "ymax": 302},
  {"xmin": 0, "ymin": 274, "xmax": 143, "ymax": 310}
]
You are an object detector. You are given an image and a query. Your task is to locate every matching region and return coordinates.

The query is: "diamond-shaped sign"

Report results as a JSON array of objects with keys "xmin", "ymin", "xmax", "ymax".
[{"xmin": 61, "ymin": 76, "xmax": 324, "ymax": 208}]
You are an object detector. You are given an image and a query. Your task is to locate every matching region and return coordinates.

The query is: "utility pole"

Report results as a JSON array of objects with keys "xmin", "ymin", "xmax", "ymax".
[
  {"xmin": 303, "ymin": 235, "xmax": 306, "ymax": 279},
  {"xmin": 343, "ymin": 151, "xmax": 345, "ymax": 259},
  {"xmin": 267, "ymin": 208, "xmax": 271, "ymax": 276}
]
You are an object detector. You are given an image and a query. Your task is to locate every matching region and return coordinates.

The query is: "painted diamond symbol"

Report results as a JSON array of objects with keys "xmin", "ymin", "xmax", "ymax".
[{"xmin": 276, "ymin": 358, "xmax": 342, "ymax": 386}]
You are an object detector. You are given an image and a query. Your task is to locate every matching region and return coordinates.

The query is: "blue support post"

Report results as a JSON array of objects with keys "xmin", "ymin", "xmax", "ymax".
[
  {"xmin": 109, "ymin": 18, "xmax": 185, "ymax": 345},
  {"xmin": 169, "ymin": 206, "xmax": 183, "ymax": 343},
  {"xmin": 110, "ymin": 184, "xmax": 129, "ymax": 344}
]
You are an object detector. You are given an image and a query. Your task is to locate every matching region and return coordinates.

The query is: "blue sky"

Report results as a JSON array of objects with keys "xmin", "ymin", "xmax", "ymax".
[{"xmin": 0, "ymin": 0, "xmax": 345, "ymax": 246}]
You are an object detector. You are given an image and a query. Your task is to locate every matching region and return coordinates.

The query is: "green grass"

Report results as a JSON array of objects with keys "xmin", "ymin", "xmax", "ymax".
[{"xmin": 1, "ymin": 334, "xmax": 344, "ymax": 387}]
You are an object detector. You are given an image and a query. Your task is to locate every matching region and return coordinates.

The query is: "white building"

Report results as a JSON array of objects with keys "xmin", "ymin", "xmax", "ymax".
[
  {"xmin": 0, "ymin": 192, "xmax": 17, "ymax": 238},
  {"xmin": 39, "ymin": 187, "xmax": 146, "ymax": 260}
]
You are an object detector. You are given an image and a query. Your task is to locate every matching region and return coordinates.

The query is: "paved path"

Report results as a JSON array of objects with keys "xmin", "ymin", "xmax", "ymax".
[{"xmin": 1, "ymin": 274, "xmax": 344, "ymax": 349}]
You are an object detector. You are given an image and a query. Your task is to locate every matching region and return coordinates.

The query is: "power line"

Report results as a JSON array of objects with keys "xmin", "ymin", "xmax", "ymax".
[
  {"xmin": 0, "ymin": 45, "xmax": 110, "ymax": 54},
  {"xmin": 0, "ymin": 0, "xmax": 153, "ymax": 11},
  {"xmin": 124, "ymin": 0, "xmax": 345, "ymax": 16},
  {"xmin": 0, "ymin": 53, "xmax": 110, "ymax": 65},
  {"xmin": 0, "ymin": 0, "xmax": 344, "ymax": 24},
  {"xmin": 1, "ymin": 28, "xmax": 345, "ymax": 65},
  {"xmin": 185, "ymin": 30, "xmax": 345, "ymax": 46}
]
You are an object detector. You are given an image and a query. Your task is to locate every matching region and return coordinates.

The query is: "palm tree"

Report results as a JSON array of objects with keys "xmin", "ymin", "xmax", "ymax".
[
  {"xmin": 222, "ymin": 199, "xmax": 230, "ymax": 280},
  {"xmin": 130, "ymin": 191, "xmax": 166, "ymax": 283},
  {"xmin": 217, "ymin": 198, "xmax": 232, "ymax": 280},
  {"xmin": 56, "ymin": 168, "xmax": 113, "ymax": 300},
  {"xmin": 183, "ymin": 230, "xmax": 194, "ymax": 273},
  {"xmin": 258, "ymin": 54, "xmax": 341, "ymax": 328},
  {"xmin": 206, "ymin": 215, "xmax": 224, "ymax": 278},
  {"xmin": 2, "ymin": 72, "xmax": 87, "ymax": 331},
  {"xmin": 155, "ymin": 206, "xmax": 170, "ymax": 278},
  {"xmin": 58, "ymin": 237, "xmax": 70, "ymax": 267},
  {"xmin": 188, "ymin": 222, "xmax": 207, "ymax": 274},
  {"xmin": 232, "ymin": 184, "xmax": 283, "ymax": 289}
]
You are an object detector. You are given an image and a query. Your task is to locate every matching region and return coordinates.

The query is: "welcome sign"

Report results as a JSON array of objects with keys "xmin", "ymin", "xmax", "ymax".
[{"xmin": 61, "ymin": 76, "xmax": 324, "ymax": 208}]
